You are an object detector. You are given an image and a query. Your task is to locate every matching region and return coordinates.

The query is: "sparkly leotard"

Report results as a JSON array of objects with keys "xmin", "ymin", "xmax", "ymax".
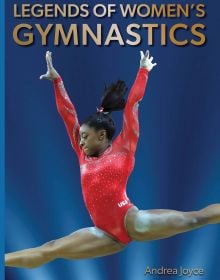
[{"xmin": 53, "ymin": 68, "xmax": 149, "ymax": 244}]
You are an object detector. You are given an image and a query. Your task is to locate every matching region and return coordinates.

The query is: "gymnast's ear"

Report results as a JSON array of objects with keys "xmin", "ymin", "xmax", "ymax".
[{"xmin": 98, "ymin": 129, "xmax": 107, "ymax": 141}]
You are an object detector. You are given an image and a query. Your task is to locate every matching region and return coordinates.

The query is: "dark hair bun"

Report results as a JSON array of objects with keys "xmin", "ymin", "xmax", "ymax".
[{"xmin": 100, "ymin": 80, "xmax": 128, "ymax": 112}]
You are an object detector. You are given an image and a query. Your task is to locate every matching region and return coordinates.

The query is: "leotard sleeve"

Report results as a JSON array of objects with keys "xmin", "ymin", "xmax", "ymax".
[
  {"xmin": 53, "ymin": 77, "xmax": 81, "ymax": 157},
  {"xmin": 115, "ymin": 68, "xmax": 149, "ymax": 154}
]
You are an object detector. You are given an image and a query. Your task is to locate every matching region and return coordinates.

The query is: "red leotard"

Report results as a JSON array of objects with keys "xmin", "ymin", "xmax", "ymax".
[{"xmin": 53, "ymin": 68, "xmax": 149, "ymax": 244}]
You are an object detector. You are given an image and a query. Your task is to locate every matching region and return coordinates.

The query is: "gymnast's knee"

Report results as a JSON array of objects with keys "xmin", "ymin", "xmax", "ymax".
[{"xmin": 40, "ymin": 239, "xmax": 59, "ymax": 257}]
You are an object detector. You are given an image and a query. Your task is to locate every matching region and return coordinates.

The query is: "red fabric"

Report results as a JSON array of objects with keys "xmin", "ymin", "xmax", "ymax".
[{"xmin": 53, "ymin": 68, "xmax": 149, "ymax": 244}]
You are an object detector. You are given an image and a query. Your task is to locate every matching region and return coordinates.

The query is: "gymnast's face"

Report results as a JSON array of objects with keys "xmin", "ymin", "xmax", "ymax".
[{"xmin": 79, "ymin": 124, "xmax": 108, "ymax": 157}]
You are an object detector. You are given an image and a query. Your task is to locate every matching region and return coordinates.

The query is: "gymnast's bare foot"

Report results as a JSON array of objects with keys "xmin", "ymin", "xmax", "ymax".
[{"xmin": 200, "ymin": 204, "xmax": 220, "ymax": 224}]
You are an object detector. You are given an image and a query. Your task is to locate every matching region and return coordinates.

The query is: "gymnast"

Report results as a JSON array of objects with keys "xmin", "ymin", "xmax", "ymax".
[{"xmin": 5, "ymin": 50, "xmax": 220, "ymax": 268}]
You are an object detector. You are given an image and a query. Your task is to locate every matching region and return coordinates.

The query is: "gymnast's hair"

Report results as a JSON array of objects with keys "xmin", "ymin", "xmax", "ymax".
[{"xmin": 82, "ymin": 80, "xmax": 128, "ymax": 140}]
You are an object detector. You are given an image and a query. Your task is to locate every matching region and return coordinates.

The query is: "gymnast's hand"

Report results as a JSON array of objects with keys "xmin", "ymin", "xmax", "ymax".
[
  {"xmin": 40, "ymin": 51, "xmax": 60, "ymax": 80},
  {"xmin": 140, "ymin": 50, "xmax": 157, "ymax": 72}
]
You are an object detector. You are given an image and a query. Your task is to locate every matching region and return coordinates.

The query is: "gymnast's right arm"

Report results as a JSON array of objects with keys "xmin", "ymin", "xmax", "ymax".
[{"xmin": 40, "ymin": 51, "xmax": 81, "ymax": 156}]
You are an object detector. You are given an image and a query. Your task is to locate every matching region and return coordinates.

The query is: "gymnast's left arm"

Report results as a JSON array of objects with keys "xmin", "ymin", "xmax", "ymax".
[
  {"xmin": 40, "ymin": 51, "xmax": 81, "ymax": 156},
  {"xmin": 117, "ymin": 50, "xmax": 157, "ymax": 154}
]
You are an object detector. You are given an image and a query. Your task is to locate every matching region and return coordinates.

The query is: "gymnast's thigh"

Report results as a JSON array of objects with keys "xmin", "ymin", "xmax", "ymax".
[{"xmin": 46, "ymin": 226, "xmax": 126, "ymax": 259}]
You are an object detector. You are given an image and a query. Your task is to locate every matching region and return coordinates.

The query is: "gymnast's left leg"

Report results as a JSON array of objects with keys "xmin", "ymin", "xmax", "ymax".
[
  {"xmin": 5, "ymin": 227, "xmax": 126, "ymax": 268},
  {"xmin": 125, "ymin": 204, "xmax": 220, "ymax": 241}
]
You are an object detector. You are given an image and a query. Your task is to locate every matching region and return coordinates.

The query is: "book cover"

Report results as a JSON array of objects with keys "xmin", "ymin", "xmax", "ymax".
[{"xmin": 4, "ymin": 0, "xmax": 220, "ymax": 279}]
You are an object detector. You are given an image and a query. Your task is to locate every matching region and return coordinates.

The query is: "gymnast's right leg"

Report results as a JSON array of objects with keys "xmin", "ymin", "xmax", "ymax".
[{"xmin": 5, "ymin": 227, "xmax": 126, "ymax": 268}]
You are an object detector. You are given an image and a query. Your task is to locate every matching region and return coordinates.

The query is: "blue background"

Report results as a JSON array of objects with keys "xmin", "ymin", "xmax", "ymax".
[
  {"xmin": 5, "ymin": 0, "xmax": 220, "ymax": 279},
  {"xmin": 1, "ymin": 0, "xmax": 5, "ymax": 278}
]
